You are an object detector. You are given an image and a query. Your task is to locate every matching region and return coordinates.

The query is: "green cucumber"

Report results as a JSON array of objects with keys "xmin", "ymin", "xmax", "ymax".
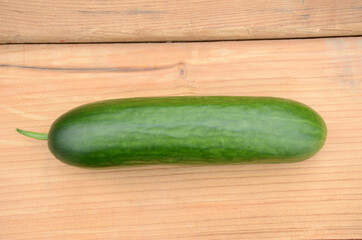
[{"xmin": 17, "ymin": 96, "xmax": 327, "ymax": 168}]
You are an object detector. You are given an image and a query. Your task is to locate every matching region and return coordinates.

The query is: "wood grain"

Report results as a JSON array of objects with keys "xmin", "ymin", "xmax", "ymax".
[
  {"xmin": 0, "ymin": 0, "xmax": 362, "ymax": 43},
  {"xmin": 1, "ymin": 37, "xmax": 362, "ymax": 239}
]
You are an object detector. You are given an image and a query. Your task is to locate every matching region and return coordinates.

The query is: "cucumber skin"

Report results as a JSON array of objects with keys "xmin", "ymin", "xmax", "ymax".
[{"xmin": 47, "ymin": 96, "xmax": 327, "ymax": 168}]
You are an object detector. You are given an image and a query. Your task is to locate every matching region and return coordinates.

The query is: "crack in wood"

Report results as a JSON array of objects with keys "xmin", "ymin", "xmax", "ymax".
[{"xmin": 0, "ymin": 63, "xmax": 178, "ymax": 72}]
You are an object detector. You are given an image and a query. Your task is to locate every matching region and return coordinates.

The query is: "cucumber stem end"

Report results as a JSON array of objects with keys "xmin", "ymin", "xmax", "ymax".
[{"xmin": 16, "ymin": 128, "xmax": 48, "ymax": 140}]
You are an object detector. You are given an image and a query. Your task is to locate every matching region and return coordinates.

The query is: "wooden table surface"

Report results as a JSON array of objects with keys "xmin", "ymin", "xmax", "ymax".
[
  {"xmin": 1, "ymin": 0, "xmax": 362, "ymax": 43},
  {"xmin": 1, "ymin": 0, "xmax": 362, "ymax": 239},
  {"xmin": 1, "ymin": 37, "xmax": 362, "ymax": 239}
]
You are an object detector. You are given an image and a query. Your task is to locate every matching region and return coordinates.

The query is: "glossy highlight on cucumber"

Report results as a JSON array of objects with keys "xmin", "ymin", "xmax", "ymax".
[{"xmin": 17, "ymin": 96, "xmax": 327, "ymax": 168}]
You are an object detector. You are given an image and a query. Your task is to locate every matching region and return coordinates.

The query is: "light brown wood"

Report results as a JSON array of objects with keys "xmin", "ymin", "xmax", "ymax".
[
  {"xmin": 0, "ymin": 0, "xmax": 362, "ymax": 43},
  {"xmin": 1, "ymin": 37, "xmax": 362, "ymax": 239}
]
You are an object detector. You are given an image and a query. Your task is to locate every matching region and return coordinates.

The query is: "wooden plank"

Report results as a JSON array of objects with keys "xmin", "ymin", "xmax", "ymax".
[
  {"xmin": 0, "ymin": 37, "xmax": 362, "ymax": 239},
  {"xmin": 0, "ymin": 0, "xmax": 361, "ymax": 43}
]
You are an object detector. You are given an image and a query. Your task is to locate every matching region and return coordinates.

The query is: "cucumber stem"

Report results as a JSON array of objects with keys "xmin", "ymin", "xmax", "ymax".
[{"xmin": 16, "ymin": 128, "xmax": 48, "ymax": 140}]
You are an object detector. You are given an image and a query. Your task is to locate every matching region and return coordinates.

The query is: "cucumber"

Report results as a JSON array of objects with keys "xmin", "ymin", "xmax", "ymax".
[{"xmin": 17, "ymin": 96, "xmax": 327, "ymax": 168}]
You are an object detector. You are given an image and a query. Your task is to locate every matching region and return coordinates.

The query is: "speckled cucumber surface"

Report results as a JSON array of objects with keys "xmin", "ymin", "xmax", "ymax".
[{"xmin": 17, "ymin": 96, "xmax": 327, "ymax": 168}]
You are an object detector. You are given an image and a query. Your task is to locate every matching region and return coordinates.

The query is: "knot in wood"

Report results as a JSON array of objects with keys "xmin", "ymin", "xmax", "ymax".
[{"xmin": 177, "ymin": 62, "xmax": 187, "ymax": 79}]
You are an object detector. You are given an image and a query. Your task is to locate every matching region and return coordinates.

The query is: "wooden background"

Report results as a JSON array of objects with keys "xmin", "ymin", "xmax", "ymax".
[
  {"xmin": 1, "ymin": 0, "xmax": 362, "ymax": 239},
  {"xmin": 1, "ymin": 38, "xmax": 362, "ymax": 239},
  {"xmin": 0, "ymin": 0, "xmax": 362, "ymax": 43}
]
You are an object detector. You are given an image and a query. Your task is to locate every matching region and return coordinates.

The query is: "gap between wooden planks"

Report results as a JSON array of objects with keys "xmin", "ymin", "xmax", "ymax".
[
  {"xmin": 0, "ymin": 0, "xmax": 361, "ymax": 43},
  {"xmin": 0, "ymin": 37, "xmax": 362, "ymax": 240}
]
